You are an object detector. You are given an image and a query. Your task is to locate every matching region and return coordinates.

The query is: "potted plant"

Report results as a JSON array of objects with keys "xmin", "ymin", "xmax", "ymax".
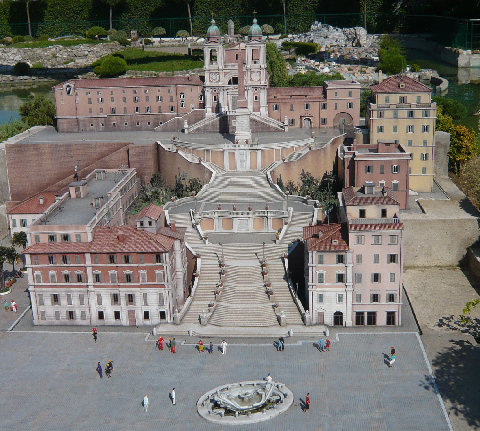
[
  {"xmin": 248, "ymin": 205, "xmax": 252, "ymax": 211},
  {"xmin": 233, "ymin": 204, "xmax": 237, "ymax": 211},
  {"xmin": 217, "ymin": 204, "xmax": 222, "ymax": 210},
  {"xmin": 265, "ymin": 204, "xmax": 269, "ymax": 210}
]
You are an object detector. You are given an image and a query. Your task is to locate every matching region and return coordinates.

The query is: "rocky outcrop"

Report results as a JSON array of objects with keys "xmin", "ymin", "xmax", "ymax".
[{"xmin": 0, "ymin": 42, "xmax": 121, "ymax": 68}]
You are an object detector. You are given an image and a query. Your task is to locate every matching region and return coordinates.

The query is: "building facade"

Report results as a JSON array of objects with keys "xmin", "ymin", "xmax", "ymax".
[
  {"xmin": 343, "ymin": 139, "xmax": 411, "ymax": 209},
  {"xmin": 366, "ymin": 75, "xmax": 436, "ymax": 192},
  {"xmin": 25, "ymin": 225, "xmax": 187, "ymax": 326}
]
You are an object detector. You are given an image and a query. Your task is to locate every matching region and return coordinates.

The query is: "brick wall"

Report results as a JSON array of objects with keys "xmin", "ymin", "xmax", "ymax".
[{"xmin": 128, "ymin": 143, "xmax": 159, "ymax": 185}]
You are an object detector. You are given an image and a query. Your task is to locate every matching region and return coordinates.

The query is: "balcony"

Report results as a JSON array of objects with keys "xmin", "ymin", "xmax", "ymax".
[{"xmin": 350, "ymin": 217, "xmax": 400, "ymax": 224}]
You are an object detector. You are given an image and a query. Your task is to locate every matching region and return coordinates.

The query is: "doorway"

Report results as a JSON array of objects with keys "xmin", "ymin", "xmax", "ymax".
[
  {"xmin": 303, "ymin": 117, "xmax": 312, "ymax": 128},
  {"xmin": 333, "ymin": 311, "xmax": 343, "ymax": 326},
  {"xmin": 317, "ymin": 311, "xmax": 324, "ymax": 324},
  {"xmin": 128, "ymin": 310, "xmax": 136, "ymax": 326}
]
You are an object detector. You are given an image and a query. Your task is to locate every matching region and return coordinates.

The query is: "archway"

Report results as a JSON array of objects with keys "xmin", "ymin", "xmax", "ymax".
[
  {"xmin": 333, "ymin": 112, "xmax": 353, "ymax": 131},
  {"xmin": 333, "ymin": 311, "xmax": 343, "ymax": 326},
  {"xmin": 303, "ymin": 117, "xmax": 312, "ymax": 128}
]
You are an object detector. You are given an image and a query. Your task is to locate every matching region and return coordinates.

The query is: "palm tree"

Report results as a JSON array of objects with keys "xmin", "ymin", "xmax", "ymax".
[{"xmin": 103, "ymin": 0, "xmax": 123, "ymax": 31}]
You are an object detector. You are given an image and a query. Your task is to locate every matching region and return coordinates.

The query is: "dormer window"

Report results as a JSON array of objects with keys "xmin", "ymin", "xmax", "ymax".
[
  {"xmin": 65, "ymin": 85, "xmax": 73, "ymax": 95},
  {"xmin": 364, "ymin": 182, "xmax": 374, "ymax": 194}
]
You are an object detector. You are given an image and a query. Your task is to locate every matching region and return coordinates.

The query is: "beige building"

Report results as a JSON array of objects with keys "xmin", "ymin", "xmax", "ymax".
[{"xmin": 367, "ymin": 75, "xmax": 436, "ymax": 192}]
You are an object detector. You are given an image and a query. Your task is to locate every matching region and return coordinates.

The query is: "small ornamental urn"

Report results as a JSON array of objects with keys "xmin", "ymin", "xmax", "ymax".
[
  {"xmin": 265, "ymin": 204, "xmax": 269, "ymax": 210},
  {"xmin": 233, "ymin": 204, "xmax": 237, "ymax": 211},
  {"xmin": 248, "ymin": 205, "xmax": 252, "ymax": 211}
]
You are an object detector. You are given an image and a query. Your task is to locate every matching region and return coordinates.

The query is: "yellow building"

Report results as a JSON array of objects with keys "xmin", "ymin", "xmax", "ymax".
[{"xmin": 367, "ymin": 75, "xmax": 436, "ymax": 192}]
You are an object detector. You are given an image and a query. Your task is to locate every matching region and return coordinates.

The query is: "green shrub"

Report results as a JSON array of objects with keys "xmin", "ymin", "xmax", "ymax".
[
  {"xmin": 12, "ymin": 35, "xmax": 25, "ymax": 43},
  {"xmin": 433, "ymin": 96, "xmax": 468, "ymax": 120},
  {"xmin": 281, "ymin": 41, "xmax": 317, "ymax": 56},
  {"xmin": 109, "ymin": 30, "xmax": 129, "ymax": 46},
  {"xmin": 14, "ymin": 62, "xmax": 30, "ymax": 76},
  {"xmin": 24, "ymin": 35, "xmax": 34, "ymax": 42},
  {"xmin": 111, "ymin": 52, "xmax": 125, "ymax": 59},
  {"xmin": 410, "ymin": 63, "xmax": 421, "ymax": 72},
  {"xmin": 261, "ymin": 24, "xmax": 274, "ymax": 35},
  {"xmin": 19, "ymin": 95, "xmax": 56, "ymax": 126},
  {"xmin": 94, "ymin": 56, "xmax": 127, "ymax": 78},
  {"xmin": 152, "ymin": 26, "xmax": 166, "ymax": 37},
  {"xmin": 143, "ymin": 38, "xmax": 152, "ymax": 45},
  {"xmin": 176, "ymin": 30, "xmax": 189, "ymax": 39},
  {"xmin": 38, "ymin": 34, "xmax": 50, "ymax": 41},
  {"xmin": 378, "ymin": 35, "xmax": 406, "ymax": 74},
  {"xmin": 0, "ymin": 37, "xmax": 12, "ymax": 45},
  {"xmin": 32, "ymin": 62, "xmax": 44, "ymax": 69},
  {"xmin": 86, "ymin": 26, "xmax": 107, "ymax": 39}
]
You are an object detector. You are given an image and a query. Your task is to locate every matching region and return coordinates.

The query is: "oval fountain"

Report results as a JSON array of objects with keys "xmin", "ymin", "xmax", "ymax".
[{"xmin": 197, "ymin": 380, "xmax": 294, "ymax": 425}]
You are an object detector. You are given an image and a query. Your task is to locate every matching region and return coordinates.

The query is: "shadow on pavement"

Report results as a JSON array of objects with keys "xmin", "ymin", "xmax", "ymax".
[{"xmin": 420, "ymin": 338, "xmax": 480, "ymax": 429}]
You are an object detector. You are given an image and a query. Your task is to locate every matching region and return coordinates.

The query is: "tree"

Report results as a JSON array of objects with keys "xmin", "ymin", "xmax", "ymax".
[
  {"xmin": 19, "ymin": 95, "xmax": 56, "ymax": 127},
  {"xmin": 152, "ymin": 26, "xmax": 166, "ymax": 37},
  {"xmin": 266, "ymin": 42, "xmax": 288, "ymax": 87},
  {"xmin": 0, "ymin": 246, "xmax": 7, "ymax": 291},
  {"xmin": 280, "ymin": 0, "xmax": 286, "ymax": 34},
  {"xmin": 286, "ymin": 0, "xmax": 319, "ymax": 33},
  {"xmin": 11, "ymin": 231, "xmax": 27, "ymax": 249},
  {"xmin": 102, "ymin": 0, "xmax": 123, "ymax": 31},
  {"xmin": 86, "ymin": 26, "xmax": 108, "ymax": 39},
  {"xmin": 261, "ymin": 24, "xmax": 274, "ymax": 37},
  {"xmin": 449, "ymin": 125, "xmax": 478, "ymax": 174},
  {"xmin": 0, "ymin": 0, "xmax": 11, "ymax": 37},
  {"xmin": 182, "ymin": 0, "xmax": 193, "ymax": 36},
  {"xmin": 378, "ymin": 35, "xmax": 406, "ymax": 74},
  {"xmin": 176, "ymin": 29, "xmax": 189, "ymax": 40},
  {"xmin": 433, "ymin": 96, "xmax": 467, "ymax": 121},
  {"xmin": 94, "ymin": 55, "xmax": 127, "ymax": 77},
  {"xmin": 38, "ymin": 0, "xmax": 94, "ymax": 37},
  {"xmin": 5, "ymin": 247, "xmax": 19, "ymax": 272}
]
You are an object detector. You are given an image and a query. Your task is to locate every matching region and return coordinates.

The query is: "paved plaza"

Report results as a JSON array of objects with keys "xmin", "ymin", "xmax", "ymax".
[{"xmin": 0, "ymin": 330, "xmax": 450, "ymax": 431}]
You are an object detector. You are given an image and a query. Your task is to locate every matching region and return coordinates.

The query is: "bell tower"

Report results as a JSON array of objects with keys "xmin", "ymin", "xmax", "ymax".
[{"xmin": 204, "ymin": 18, "xmax": 225, "ymax": 116}]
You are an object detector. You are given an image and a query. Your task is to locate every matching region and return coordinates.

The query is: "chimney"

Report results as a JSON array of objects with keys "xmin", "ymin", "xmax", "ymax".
[
  {"xmin": 39, "ymin": 196, "xmax": 44, "ymax": 205},
  {"xmin": 117, "ymin": 234, "xmax": 126, "ymax": 242},
  {"xmin": 171, "ymin": 223, "xmax": 176, "ymax": 232},
  {"xmin": 378, "ymin": 70, "xmax": 383, "ymax": 83}
]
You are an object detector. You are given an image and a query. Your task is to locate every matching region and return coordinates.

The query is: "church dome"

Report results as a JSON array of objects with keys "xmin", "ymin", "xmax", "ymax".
[
  {"xmin": 206, "ymin": 19, "xmax": 220, "ymax": 38},
  {"xmin": 248, "ymin": 18, "xmax": 262, "ymax": 37}
]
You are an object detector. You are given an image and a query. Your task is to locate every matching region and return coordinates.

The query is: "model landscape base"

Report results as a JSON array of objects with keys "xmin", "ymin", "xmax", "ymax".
[{"xmin": 197, "ymin": 380, "xmax": 293, "ymax": 425}]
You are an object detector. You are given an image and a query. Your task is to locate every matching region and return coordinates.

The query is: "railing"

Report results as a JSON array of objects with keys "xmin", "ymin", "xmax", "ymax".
[
  {"xmin": 249, "ymin": 112, "xmax": 285, "ymax": 131},
  {"xmin": 188, "ymin": 113, "xmax": 224, "ymax": 133},
  {"xmin": 350, "ymin": 217, "xmax": 400, "ymax": 224},
  {"xmin": 198, "ymin": 209, "xmax": 288, "ymax": 218}
]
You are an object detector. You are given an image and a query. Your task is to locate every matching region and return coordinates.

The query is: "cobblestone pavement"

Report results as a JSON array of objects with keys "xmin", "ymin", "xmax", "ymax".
[{"xmin": 0, "ymin": 331, "xmax": 450, "ymax": 431}]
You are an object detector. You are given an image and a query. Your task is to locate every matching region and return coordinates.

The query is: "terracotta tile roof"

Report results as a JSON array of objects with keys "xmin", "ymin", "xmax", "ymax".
[
  {"xmin": 136, "ymin": 204, "xmax": 164, "ymax": 221},
  {"xmin": 370, "ymin": 75, "xmax": 431, "ymax": 94},
  {"xmin": 268, "ymin": 86, "xmax": 326, "ymax": 100},
  {"xmin": 349, "ymin": 223, "xmax": 404, "ymax": 231},
  {"xmin": 303, "ymin": 223, "xmax": 349, "ymax": 252},
  {"xmin": 24, "ymin": 225, "xmax": 179, "ymax": 254},
  {"xmin": 54, "ymin": 76, "xmax": 203, "ymax": 90},
  {"xmin": 157, "ymin": 226, "xmax": 186, "ymax": 240},
  {"xmin": 7, "ymin": 192, "xmax": 57, "ymax": 215},
  {"xmin": 342, "ymin": 187, "xmax": 399, "ymax": 206}
]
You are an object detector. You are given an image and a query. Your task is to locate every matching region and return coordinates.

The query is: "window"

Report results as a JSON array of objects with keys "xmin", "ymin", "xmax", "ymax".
[
  {"xmin": 124, "ymin": 122, "xmax": 129, "ymax": 127},
  {"xmin": 377, "ymin": 126, "xmax": 384, "ymax": 133},
  {"xmin": 170, "ymin": 106, "xmax": 175, "ymax": 112},
  {"xmin": 348, "ymin": 91, "xmax": 353, "ymax": 97},
  {"xmin": 139, "ymin": 254, "xmax": 145, "ymax": 264},
  {"xmin": 98, "ymin": 311, "xmax": 104, "ymax": 320},
  {"xmin": 371, "ymin": 293, "xmax": 380, "ymax": 302},
  {"xmin": 289, "ymin": 118, "xmax": 295, "ymax": 126},
  {"xmin": 93, "ymin": 255, "xmax": 99, "ymax": 264},
  {"xmin": 317, "ymin": 272, "xmax": 325, "ymax": 284},
  {"xmin": 355, "ymin": 293, "xmax": 362, "ymax": 303},
  {"xmin": 389, "ymin": 235, "xmax": 398, "ymax": 244},
  {"xmin": 391, "ymin": 165, "xmax": 399, "ymax": 174},
  {"xmin": 97, "ymin": 294, "xmax": 102, "ymax": 305},
  {"xmin": 155, "ymin": 271, "xmax": 164, "ymax": 283},
  {"xmin": 127, "ymin": 294, "xmax": 134, "ymax": 305},
  {"xmin": 109, "ymin": 254, "xmax": 116, "ymax": 264},
  {"xmin": 334, "ymin": 103, "xmax": 338, "ymax": 110},
  {"xmin": 63, "ymin": 272, "xmax": 70, "ymax": 283},
  {"xmin": 67, "ymin": 293, "xmax": 72, "ymax": 305},
  {"xmin": 379, "ymin": 180, "xmax": 386, "ymax": 188},
  {"xmin": 407, "ymin": 125, "xmax": 414, "ymax": 133},
  {"xmin": 379, "ymin": 165, "xmax": 384, "ymax": 174},
  {"xmin": 347, "ymin": 102, "xmax": 353, "ymax": 109},
  {"xmin": 392, "ymin": 125, "xmax": 397, "ymax": 133},
  {"xmin": 125, "ymin": 272, "xmax": 133, "ymax": 283},
  {"xmin": 123, "ymin": 255, "xmax": 131, "ymax": 264},
  {"xmin": 19, "ymin": 218, "xmax": 27, "ymax": 228},
  {"xmin": 156, "ymin": 254, "xmax": 164, "ymax": 264},
  {"xmin": 416, "ymin": 96, "xmax": 421, "ymax": 103},
  {"xmin": 373, "ymin": 235, "xmax": 382, "ymax": 245},
  {"xmin": 336, "ymin": 254, "xmax": 344, "ymax": 264},
  {"xmin": 143, "ymin": 292, "xmax": 148, "ymax": 306},
  {"xmin": 372, "ymin": 273, "xmax": 381, "ymax": 282},
  {"xmin": 392, "ymin": 181, "xmax": 399, "ymax": 191},
  {"xmin": 139, "ymin": 271, "xmax": 147, "ymax": 283},
  {"xmin": 73, "ymin": 255, "xmax": 81, "ymax": 264},
  {"xmin": 48, "ymin": 234, "xmax": 56, "ymax": 243},
  {"xmin": 377, "ymin": 111, "xmax": 384, "ymax": 118},
  {"xmin": 88, "ymin": 98, "xmax": 92, "ymax": 104},
  {"xmin": 373, "ymin": 254, "xmax": 379, "ymax": 264},
  {"xmin": 110, "ymin": 107, "xmax": 116, "ymax": 114},
  {"xmin": 109, "ymin": 272, "xmax": 117, "ymax": 283},
  {"xmin": 336, "ymin": 273, "xmax": 345, "ymax": 283},
  {"xmin": 94, "ymin": 272, "xmax": 102, "ymax": 283},
  {"xmin": 273, "ymin": 104, "xmax": 279, "ymax": 111},
  {"xmin": 321, "ymin": 103, "xmax": 327, "ymax": 109},
  {"xmin": 114, "ymin": 310, "xmax": 121, "ymax": 320},
  {"xmin": 146, "ymin": 106, "xmax": 151, "ymax": 113},
  {"xmin": 112, "ymin": 122, "xmax": 116, "ymax": 127},
  {"xmin": 388, "ymin": 254, "xmax": 398, "ymax": 264},
  {"xmin": 79, "ymin": 294, "xmax": 85, "ymax": 305},
  {"xmin": 399, "ymin": 96, "xmax": 407, "ymax": 103},
  {"xmin": 76, "ymin": 272, "xmax": 83, "ymax": 283},
  {"xmin": 52, "ymin": 293, "xmax": 59, "ymax": 305},
  {"xmin": 304, "ymin": 103, "xmax": 310, "ymax": 110},
  {"xmin": 387, "ymin": 293, "xmax": 395, "ymax": 303},
  {"xmin": 386, "ymin": 311, "xmax": 396, "ymax": 325},
  {"xmin": 356, "ymin": 254, "xmax": 362, "ymax": 264},
  {"xmin": 75, "ymin": 234, "xmax": 81, "ymax": 242},
  {"xmin": 49, "ymin": 272, "xmax": 57, "ymax": 283},
  {"xmin": 98, "ymin": 97, "xmax": 103, "ymax": 103},
  {"xmin": 159, "ymin": 293, "xmax": 165, "ymax": 306},
  {"xmin": 407, "ymin": 110, "xmax": 414, "ymax": 118},
  {"xmin": 317, "ymin": 254, "xmax": 324, "ymax": 264},
  {"xmin": 421, "ymin": 153, "xmax": 429, "ymax": 161},
  {"xmin": 422, "ymin": 125, "xmax": 430, "ymax": 133},
  {"xmin": 423, "ymin": 110, "xmax": 430, "ymax": 117},
  {"xmin": 356, "ymin": 235, "xmax": 365, "ymax": 245},
  {"xmin": 112, "ymin": 293, "xmax": 119, "ymax": 305},
  {"xmin": 318, "ymin": 294, "xmax": 324, "ymax": 303},
  {"xmin": 290, "ymin": 104, "xmax": 294, "ymax": 111},
  {"xmin": 408, "ymin": 139, "xmax": 412, "ymax": 147},
  {"xmin": 144, "ymin": 310, "xmax": 150, "ymax": 320},
  {"xmin": 355, "ymin": 273, "xmax": 362, "ymax": 283},
  {"xmin": 393, "ymin": 110, "xmax": 398, "ymax": 118},
  {"xmin": 34, "ymin": 272, "xmax": 42, "ymax": 283},
  {"xmin": 55, "ymin": 311, "xmax": 60, "ymax": 320},
  {"xmin": 35, "ymin": 234, "xmax": 40, "ymax": 244},
  {"xmin": 423, "ymin": 139, "xmax": 428, "ymax": 146},
  {"xmin": 367, "ymin": 311, "xmax": 377, "ymax": 325},
  {"xmin": 422, "ymin": 167, "xmax": 427, "ymax": 174},
  {"xmin": 365, "ymin": 165, "xmax": 373, "ymax": 174},
  {"xmin": 62, "ymin": 255, "xmax": 70, "ymax": 265},
  {"xmin": 356, "ymin": 312, "xmax": 365, "ymax": 325},
  {"xmin": 337, "ymin": 294, "xmax": 344, "ymax": 303},
  {"xmin": 40, "ymin": 311, "xmax": 46, "ymax": 320},
  {"xmin": 254, "ymin": 95, "xmax": 259, "ymax": 101},
  {"xmin": 321, "ymin": 118, "xmax": 327, "ymax": 125},
  {"xmin": 381, "ymin": 208, "xmax": 387, "ymax": 218}
]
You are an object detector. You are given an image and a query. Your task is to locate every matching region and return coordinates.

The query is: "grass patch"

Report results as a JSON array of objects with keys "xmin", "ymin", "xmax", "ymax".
[
  {"xmin": 94, "ymin": 48, "xmax": 204, "ymax": 73},
  {"xmin": 8, "ymin": 39, "xmax": 111, "ymax": 48}
]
